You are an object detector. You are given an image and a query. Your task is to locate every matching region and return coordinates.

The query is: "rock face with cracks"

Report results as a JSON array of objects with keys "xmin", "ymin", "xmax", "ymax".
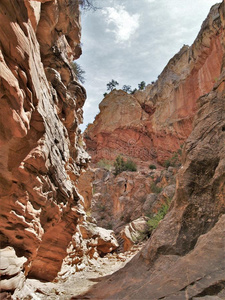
[
  {"xmin": 0, "ymin": 0, "xmax": 90, "ymax": 290},
  {"xmin": 91, "ymin": 167, "xmax": 176, "ymax": 233},
  {"xmin": 76, "ymin": 1, "xmax": 225, "ymax": 299},
  {"xmin": 85, "ymin": 3, "xmax": 224, "ymax": 164}
]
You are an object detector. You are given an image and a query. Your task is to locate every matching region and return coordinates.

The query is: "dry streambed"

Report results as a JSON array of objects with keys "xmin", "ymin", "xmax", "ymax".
[{"xmin": 14, "ymin": 243, "xmax": 145, "ymax": 299}]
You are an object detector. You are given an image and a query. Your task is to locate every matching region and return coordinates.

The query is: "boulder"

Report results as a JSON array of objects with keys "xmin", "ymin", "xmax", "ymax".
[
  {"xmin": 0, "ymin": 247, "xmax": 27, "ymax": 292},
  {"xmin": 121, "ymin": 217, "xmax": 149, "ymax": 251}
]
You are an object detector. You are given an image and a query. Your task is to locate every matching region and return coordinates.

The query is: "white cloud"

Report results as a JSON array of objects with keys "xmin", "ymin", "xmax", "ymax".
[{"xmin": 102, "ymin": 5, "xmax": 140, "ymax": 43}]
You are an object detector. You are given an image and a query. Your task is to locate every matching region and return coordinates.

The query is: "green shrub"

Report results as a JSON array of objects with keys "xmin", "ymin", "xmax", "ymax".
[
  {"xmin": 122, "ymin": 85, "xmax": 132, "ymax": 93},
  {"xmin": 138, "ymin": 81, "xmax": 146, "ymax": 90},
  {"xmin": 114, "ymin": 156, "xmax": 137, "ymax": 176},
  {"xmin": 149, "ymin": 164, "xmax": 157, "ymax": 170},
  {"xmin": 131, "ymin": 88, "xmax": 137, "ymax": 94},
  {"xmin": 97, "ymin": 159, "xmax": 113, "ymax": 170},
  {"xmin": 163, "ymin": 160, "xmax": 171, "ymax": 168},
  {"xmin": 114, "ymin": 155, "xmax": 126, "ymax": 176},
  {"xmin": 125, "ymin": 159, "xmax": 137, "ymax": 172},
  {"xmin": 150, "ymin": 182, "xmax": 162, "ymax": 194},
  {"xmin": 163, "ymin": 146, "xmax": 183, "ymax": 168},
  {"xmin": 106, "ymin": 79, "xmax": 119, "ymax": 92},
  {"xmin": 147, "ymin": 202, "xmax": 170, "ymax": 231}
]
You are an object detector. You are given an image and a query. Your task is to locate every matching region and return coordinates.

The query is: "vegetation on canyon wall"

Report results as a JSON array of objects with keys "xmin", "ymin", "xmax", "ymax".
[
  {"xmin": 0, "ymin": 0, "xmax": 225, "ymax": 299},
  {"xmin": 103, "ymin": 79, "xmax": 147, "ymax": 97}
]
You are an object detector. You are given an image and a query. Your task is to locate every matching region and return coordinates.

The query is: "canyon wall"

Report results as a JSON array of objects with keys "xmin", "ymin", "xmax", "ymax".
[
  {"xmin": 77, "ymin": 1, "xmax": 225, "ymax": 298},
  {"xmin": 0, "ymin": 0, "xmax": 90, "ymax": 287},
  {"xmin": 85, "ymin": 3, "xmax": 223, "ymax": 164},
  {"xmin": 91, "ymin": 167, "xmax": 175, "ymax": 228}
]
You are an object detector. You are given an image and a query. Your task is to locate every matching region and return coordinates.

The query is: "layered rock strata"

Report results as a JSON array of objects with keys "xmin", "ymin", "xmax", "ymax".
[
  {"xmin": 85, "ymin": 3, "xmax": 223, "ymax": 163},
  {"xmin": 76, "ymin": 1, "xmax": 225, "ymax": 298},
  {"xmin": 0, "ymin": 0, "xmax": 89, "ymax": 289}
]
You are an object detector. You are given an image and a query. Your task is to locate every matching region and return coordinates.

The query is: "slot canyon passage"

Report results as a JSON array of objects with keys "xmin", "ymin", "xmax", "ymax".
[{"xmin": 0, "ymin": 0, "xmax": 225, "ymax": 299}]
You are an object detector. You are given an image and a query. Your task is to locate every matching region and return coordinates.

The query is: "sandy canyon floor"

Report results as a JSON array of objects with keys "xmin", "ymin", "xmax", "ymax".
[{"xmin": 14, "ymin": 243, "xmax": 145, "ymax": 299}]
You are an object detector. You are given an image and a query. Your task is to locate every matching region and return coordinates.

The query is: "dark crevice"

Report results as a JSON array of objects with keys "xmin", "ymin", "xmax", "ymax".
[
  {"xmin": 15, "ymin": 235, "xmax": 24, "ymax": 240},
  {"xmin": 0, "ymin": 271, "xmax": 20, "ymax": 281},
  {"xmin": 195, "ymin": 281, "xmax": 225, "ymax": 297},
  {"xmin": 59, "ymin": 149, "xmax": 66, "ymax": 161}
]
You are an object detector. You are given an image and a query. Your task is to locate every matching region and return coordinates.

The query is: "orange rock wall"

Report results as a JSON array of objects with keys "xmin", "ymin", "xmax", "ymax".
[
  {"xmin": 79, "ymin": 2, "xmax": 225, "ymax": 298},
  {"xmin": 85, "ymin": 4, "xmax": 223, "ymax": 164},
  {"xmin": 0, "ymin": 0, "xmax": 89, "ymax": 282}
]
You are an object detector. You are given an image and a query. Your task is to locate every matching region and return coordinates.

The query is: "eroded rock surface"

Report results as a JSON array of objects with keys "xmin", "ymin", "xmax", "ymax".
[
  {"xmin": 0, "ymin": 247, "xmax": 27, "ymax": 293},
  {"xmin": 85, "ymin": 3, "xmax": 223, "ymax": 164},
  {"xmin": 91, "ymin": 167, "xmax": 176, "ymax": 233},
  {"xmin": 0, "ymin": 0, "xmax": 90, "ymax": 291},
  {"xmin": 76, "ymin": 1, "xmax": 225, "ymax": 298}
]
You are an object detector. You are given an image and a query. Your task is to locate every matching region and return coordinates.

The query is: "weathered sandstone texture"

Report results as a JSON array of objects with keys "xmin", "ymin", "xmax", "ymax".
[
  {"xmin": 76, "ymin": 1, "xmax": 225, "ymax": 299},
  {"xmin": 0, "ymin": 0, "xmax": 90, "ymax": 290},
  {"xmin": 85, "ymin": 3, "xmax": 223, "ymax": 164},
  {"xmin": 0, "ymin": 247, "xmax": 27, "ymax": 293},
  {"xmin": 91, "ymin": 167, "xmax": 176, "ymax": 243},
  {"xmin": 60, "ymin": 222, "xmax": 118, "ymax": 276}
]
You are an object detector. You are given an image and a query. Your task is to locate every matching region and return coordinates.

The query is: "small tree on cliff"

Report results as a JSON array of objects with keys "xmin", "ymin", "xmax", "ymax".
[
  {"xmin": 79, "ymin": 0, "xmax": 98, "ymax": 11},
  {"xmin": 138, "ymin": 81, "xmax": 146, "ymax": 90},
  {"xmin": 122, "ymin": 85, "xmax": 132, "ymax": 93},
  {"xmin": 106, "ymin": 79, "xmax": 119, "ymax": 92},
  {"xmin": 131, "ymin": 88, "xmax": 137, "ymax": 94},
  {"xmin": 71, "ymin": 62, "xmax": 85, "ymax": 84}
]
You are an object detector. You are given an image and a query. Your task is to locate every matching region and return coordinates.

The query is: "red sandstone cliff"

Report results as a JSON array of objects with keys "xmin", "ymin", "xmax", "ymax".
[
  {"xmin": 0, "ymin": 0, "xmax": 90, "ymax": 288},
  {"xmin": 85, "ymin": 3, "xmax": 223, "ymax": 164},
  {"xmin": 76, "ymin": 1, "xmax": 225, "ymax": 298},
  {"xmin": 1, "ymin": 1, "xmax": 225, "ymax": 299}
]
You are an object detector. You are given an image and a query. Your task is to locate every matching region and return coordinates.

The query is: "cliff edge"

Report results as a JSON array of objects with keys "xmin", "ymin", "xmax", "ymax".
[{"xmin": 85, "ymin": 3, "xmax": 223, "ymax": 164}]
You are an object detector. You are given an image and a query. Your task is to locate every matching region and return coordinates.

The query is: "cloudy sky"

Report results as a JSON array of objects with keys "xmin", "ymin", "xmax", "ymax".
[{"xmin": 78, "ymin": 0, "xmax": 218, "ymax": 131}]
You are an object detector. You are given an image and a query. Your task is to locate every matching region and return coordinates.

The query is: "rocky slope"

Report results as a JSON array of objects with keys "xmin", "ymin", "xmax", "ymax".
[
  {"xmin": 74, "ymin": 1, "xmax": 225, "ymax": 298},
  {"xmin": 85, "ymin": 3, "xmax": 223, "ymax": 164},
  {"xmin": 0, "ymin": 0, "xmax": 117, "ymax": 296},
  {"xmin": 90, "ymin": 166, "xmax": 177, "ymax": 249}
]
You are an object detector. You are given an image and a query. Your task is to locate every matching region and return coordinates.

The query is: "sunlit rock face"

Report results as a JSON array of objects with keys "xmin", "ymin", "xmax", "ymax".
[
  {"xmin": 0, "ymin": 0, "xmax": 90, "ymax": 285},
  {"xmin": 78, "ymin": 1, "xmax": 225, "ymax": 299},
  {"xmin": 85, "ymin": 3, "xmax": 223, "ymax": 164}
]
